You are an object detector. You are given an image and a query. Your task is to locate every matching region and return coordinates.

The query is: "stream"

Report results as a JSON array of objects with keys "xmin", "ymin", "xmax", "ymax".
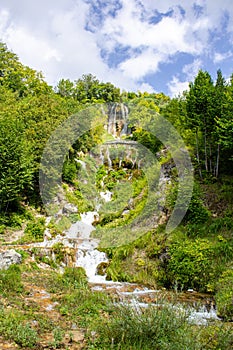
[
  {"xmin": 33, "ymin": 189, "xmax": 220, "ymax": 326},
  {"xmin": 63, "ymin": 206, "xmax": 220, "ymax": 326},
  {"xmin": 36, "ymin": 103, "xmax": 221, "ymax": 326}
]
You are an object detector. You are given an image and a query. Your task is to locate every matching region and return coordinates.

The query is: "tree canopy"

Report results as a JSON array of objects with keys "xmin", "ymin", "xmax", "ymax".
[{"xmin": 0, "ymin": 42, "xmax": 232, "ymax": 213}]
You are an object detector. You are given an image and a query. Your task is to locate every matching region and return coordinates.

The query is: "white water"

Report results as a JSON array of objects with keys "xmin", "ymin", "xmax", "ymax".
[
  {"xmin": 34, "ymin": 101, "xmax": 220, "ymax": 323},
  {"xmin": 65, "ymin": 211, "xmax": 109, "ymax": 283},
  {"xmin": 90, "ymin": 283, "xmax": 220, "ymax": 325},
  {"xmin": 100, "ymin": 191, "xmax": 112, "ymax": 202},
  {"xmin": 107, "ymin": 103, "xmax": 129, "ymax": 137}
]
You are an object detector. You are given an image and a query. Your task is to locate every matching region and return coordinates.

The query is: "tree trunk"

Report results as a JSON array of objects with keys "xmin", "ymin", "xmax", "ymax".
[
  {"xmin": 204, "ymin": 127, "xmax": 208, "ymax": 172},
  {"xmin": 195, "ymin": 128, "xmax": 202, "ymax": 179},
  {"xmin": 209, "ymin": 143, "xmax": 212, "ymax": 175},
  {"xmin": 216, "ymin": 143, "xmax": 220, "ymax": 178}
]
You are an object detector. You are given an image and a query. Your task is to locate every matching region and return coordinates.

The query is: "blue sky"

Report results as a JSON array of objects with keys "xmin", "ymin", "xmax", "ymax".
[{"xmin": 0, "ymin": 0, "xmax": 233, "ymax": 96}]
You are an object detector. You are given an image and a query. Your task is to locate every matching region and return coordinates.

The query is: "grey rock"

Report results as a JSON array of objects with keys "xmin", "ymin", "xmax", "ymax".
[
  {"xmin": 62, "ymin": 203, "xmax": 78, "ymax": 214},
  {"xmin": 0, "ymin": 249, "xmax": 22, "ymax": 270}
]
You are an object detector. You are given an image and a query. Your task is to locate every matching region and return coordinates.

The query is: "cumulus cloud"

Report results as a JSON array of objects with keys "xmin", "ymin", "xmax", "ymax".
[
  {"xmin": 213, "ymin": 51, "xmax": 233, "ymax": 63},
  {"xmin": 137, "ymin": 82, "xmax": 155, "ymax": 93},
  {"xmin": 168, "ymin": 59, "xmax": 202, "ymax": 97},
  {"xmin": 167, "ymin": 77, "xmax": 189, "ymax": 97},
  {"xmin": 182, "ymin": 59, "xmax": 203, "ymax": 80},
  {"xmin": 0, "ymin": 0, "xmax": 233, "ymax": 94}
]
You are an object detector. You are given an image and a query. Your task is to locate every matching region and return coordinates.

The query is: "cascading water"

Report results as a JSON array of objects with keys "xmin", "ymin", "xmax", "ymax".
[
  {"xmin": 107, "ymin": 104, "xmax": 117, "ymax": 136},
  {"xmin": 107, "ymin": 103, "xmax": 129, "ymax": 137},
  {"xmin": 66, "ymin": 210, "xmax": 109, "ymax": 283},
  {"xmin": 120, "ymin": 104, "xmax": 129, "ymax": 136},
  {"xmin": 105, "ymin": 145, "xmax": 112, "ymax": 168}
]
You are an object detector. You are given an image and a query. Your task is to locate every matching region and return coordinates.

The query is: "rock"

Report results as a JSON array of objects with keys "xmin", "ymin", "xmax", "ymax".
[
  {"xmin": 71, "ymin": 323, "xmax": 78, "ymax": 330},
  {"xmin": 62, "ymin": 203, "xmax": 78, "ymax": 214},
  {"xmin": 0, "ymin": 249, "xmax": 22, "ymax": 270},
  {"xmin": 57, "ymin": 192, "xmax": 65, "ymax": 202},
  {"xmin": 69, "ymin": 330, "xmax": 85, "ymax": 343},
  {"xmin": 96, "ymin": 261, "xmax": 109, "ymax": 276}
]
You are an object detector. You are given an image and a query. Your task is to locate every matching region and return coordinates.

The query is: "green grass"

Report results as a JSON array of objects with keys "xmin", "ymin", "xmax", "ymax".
[
  {"xmin": 0, "ymin": 309, "xmax": 38, "ymax": 348},
  {"xmin": 89, "ymin": 303, "xmax": 233, "ymax": 350},
  {"xmin": 0, "ymin": 264, "xmax": 24, "ymax": 296}
]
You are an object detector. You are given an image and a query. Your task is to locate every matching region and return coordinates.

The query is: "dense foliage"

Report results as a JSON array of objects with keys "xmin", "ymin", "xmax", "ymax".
[{"xmin": 0, "ymin": 42, "xmax": 232, "ymax": 347}]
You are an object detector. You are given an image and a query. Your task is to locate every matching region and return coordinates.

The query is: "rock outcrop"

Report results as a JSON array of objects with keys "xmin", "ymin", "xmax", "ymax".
[{"xmin": 0, "ymin": 249, "xmax": 22, "ymax": 270}]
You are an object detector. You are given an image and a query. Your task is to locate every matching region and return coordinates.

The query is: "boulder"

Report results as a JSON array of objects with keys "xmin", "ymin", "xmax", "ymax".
[
  {"xmin": 62, "ymin": 203, "xmax": 78, "ymax": 214},
  {"xmin": 0, "ymin": 249, "xmax": 22, "ymax": 270}
]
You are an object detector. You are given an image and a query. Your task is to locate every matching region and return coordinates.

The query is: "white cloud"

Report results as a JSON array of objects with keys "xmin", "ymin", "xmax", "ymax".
[
  {"xmin": 213, "ymin": 51, "xmax": 233, "ymax": 63},
  {"xmin": 182, "ymin": 59, "xmax": 202, "ymax": 80},
  {"xmin": 167, "ymin": 76, "xmax": 189, "ymax": 97},
  {"xmin": 118, "ymin": 49, "xmax": 165, "ymax": 79},
  {"xmin": 137, "ymin": 82, "xmax": 155, "ymax": 93},
  {"xmin": 0, "ymin": 0, "xmax": 233, "ymax": 94},
  {"xmin": 168, "ymin": 59, "xmax": 202, "ymax": 97}
]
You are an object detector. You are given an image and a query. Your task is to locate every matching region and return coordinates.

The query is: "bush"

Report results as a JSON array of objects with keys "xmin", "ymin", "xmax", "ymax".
[
  {"xmin": 47, "ymin": 267, "xmax": 87, "ymax": 293},
  {"xmin": 0, "ymin": 309, "xmax": 38, "ymax": 348},
  {"xmin": 62, "ymin": 159, "xmax": 78, "ymax": 184},
  {"xmin": 94, "ymin": 304, "xmax": 196, "ymax": 350},
  {"xmin": 52, "ymin": 242, "xmax": 66, "ymax": 264},
  {"xmin": 166, "ymin": 238, "xmax": 213, "ymax": 291},
  {"xmin": 24, "ymin": 217, "xmax": 45, "ymax": 241},
  {"xmin": 166, "ymin": 182, "xmax": 210, "ymax": 225},
  {"xmin": 58, "ymin": 286, "xmax": 111, "ymax": 327},
  {"xmin": 215, "ymin": 268, "xmax": 233, "ymax": 321},
  {"xmin": 0, "ymin": 264, "xmax": 23, "ymax": 295},
  {"xmin": 62, "ymin": 267, "xmax": 88, "ymax": 288}
]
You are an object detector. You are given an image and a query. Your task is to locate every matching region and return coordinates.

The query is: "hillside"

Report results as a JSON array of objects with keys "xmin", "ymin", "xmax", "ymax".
[{"xmin": 0, "ymin": 42, "xmax": 232, "ymax": 349}]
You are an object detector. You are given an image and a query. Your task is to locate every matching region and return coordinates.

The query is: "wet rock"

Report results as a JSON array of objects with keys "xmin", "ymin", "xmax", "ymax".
[
  {"xmin": 0, "ymin": 249, "xmax": 22, "ymax": 270},
  {"xmin": 96, "ymin": 261, "xmax": 109, "ymax": 276}
]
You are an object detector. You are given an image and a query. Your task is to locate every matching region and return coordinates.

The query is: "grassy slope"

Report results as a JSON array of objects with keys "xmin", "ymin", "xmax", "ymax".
[{"xmin": 102, "ymin": 175, "xmax": 233, "ymax": 321}]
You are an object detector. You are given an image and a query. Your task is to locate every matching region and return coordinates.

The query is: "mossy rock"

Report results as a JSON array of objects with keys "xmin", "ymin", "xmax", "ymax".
[{"xmin": 96, "ymin": 262, "xmax": 109, "ymax": 276}]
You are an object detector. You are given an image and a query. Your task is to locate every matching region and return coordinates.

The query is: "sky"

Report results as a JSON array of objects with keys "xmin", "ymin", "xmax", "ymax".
[{"xmin": 0, "ymin": 0, "xmax": 233, "ymax": 96}]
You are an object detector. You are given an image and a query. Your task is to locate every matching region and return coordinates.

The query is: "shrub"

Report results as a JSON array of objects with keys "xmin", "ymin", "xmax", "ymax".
[
  {"xmin": 52, "ymin": 242, "xmax": 66, "ymax": 264},
  {"xmin": 94, "ymin": 304, "xmax": 196, "ymax": 350},
  {"xmin": 24, "ymin": 217, "xmax": 45, "ymax": 241},
  {"xmin": 0, "ymin": 309, "xmax": 38, "ymax": 348},
  {"xmin": 166, "ymin": 238, "xmax": 213, "ymax": 291},
  {"xmin": 62, "ymin": 267, "xmax": 88, "ymax": 288},
  {"xmin": 215, "ymin": 268, "xmax": 233, "ymax": 321},
  {"xmin": 166, "ymin": 182, "xmax": 210, "ymax": 225},
  {"xmin": 0, "ymin": 264, "xmax": 23, "ymax": 295},
  {"xmin": 47, "ymin": 267, "xmax": 87, "ymax": 293},
  {"xmin": 62, "ymin": 159, "xmax": 78, "ymax": 184}
]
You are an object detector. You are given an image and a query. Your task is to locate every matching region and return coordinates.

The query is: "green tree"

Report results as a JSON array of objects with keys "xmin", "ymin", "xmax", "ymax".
[
  {"xmin": 0, "ymin": 87, "xmax": 33, "ymax": 212},
  {"xmin": 216, "ymin": 74, "xmax": 233, "ymax": 173},
  {"xmin": 186, "ymin": 70, "xmax": 216, "ymax": 177},
  {"xmin": 0, "ymin": 42, "xmax": 50, "ymax": 97},
  {"xmin": 57, "ymin": 74, "xmax": 121, "ymax": 103}
]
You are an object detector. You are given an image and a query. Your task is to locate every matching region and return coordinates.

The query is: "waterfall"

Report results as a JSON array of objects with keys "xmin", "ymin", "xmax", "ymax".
[
  {"xmin": 120, "ymin": 104, "xmax": 129, "ymax": 136},
  {"xmin": 66, "ymin": 211, "xmax": 109, "ymax": 283},
  {"xmin": 107, "ymin": 103, "xmax": 129, "ymax": 138},
  {"xmin": 99, "ymin": 147, "xmax": 104, "ymax": 165},
  {"xmin": 107, "ymin": 104, "xmax": 117, "ymax": 136},
  {"xmin": 106, "ymin": 146, "xmax": 112, "ymax": 168}
]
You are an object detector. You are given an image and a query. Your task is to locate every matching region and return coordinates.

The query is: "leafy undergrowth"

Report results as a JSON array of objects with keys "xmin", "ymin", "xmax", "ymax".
[
  {"xmin": 100, "ymin": 177, "xmax": 233, "ymax": 322},
  {"xmin": 93, "ymin": 303, "xmax": 233, "ymax": 350},
  {"xmin": 0, "ymin": 258, "xmax": 232, "ymax": 350}
]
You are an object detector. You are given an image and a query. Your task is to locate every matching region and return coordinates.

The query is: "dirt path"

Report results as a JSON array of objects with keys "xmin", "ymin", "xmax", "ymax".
[{"xmin": 22, "ymin": 276, "xmax": 86, "ymax": 349}]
